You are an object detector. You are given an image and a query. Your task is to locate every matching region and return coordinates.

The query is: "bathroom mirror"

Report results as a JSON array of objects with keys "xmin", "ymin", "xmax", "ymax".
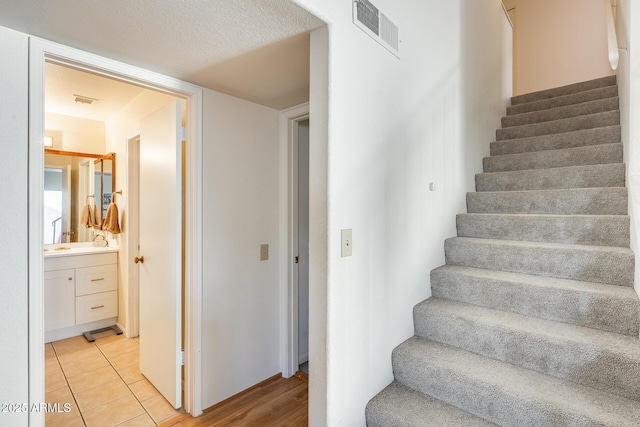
[{"xmin": 44, "ymin": 149, "xmax": 116, "ymax": 244}]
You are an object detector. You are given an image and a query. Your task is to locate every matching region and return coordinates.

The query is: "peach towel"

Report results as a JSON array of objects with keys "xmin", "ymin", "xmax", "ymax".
[{"xmin": 102, "ymin": 203, "xmax": 121, "ymax": 234}]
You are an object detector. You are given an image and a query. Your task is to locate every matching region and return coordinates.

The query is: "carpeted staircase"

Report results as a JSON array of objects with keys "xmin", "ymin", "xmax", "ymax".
[{"xmin": 366, "ymin": 76, "xmax": 640, "ymax": 426}]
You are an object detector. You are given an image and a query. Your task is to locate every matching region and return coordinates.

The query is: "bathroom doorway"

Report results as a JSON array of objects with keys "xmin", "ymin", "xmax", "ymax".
[{"xmin": 29, "ymin": 38, "xmax": 204, "ymax": 425}]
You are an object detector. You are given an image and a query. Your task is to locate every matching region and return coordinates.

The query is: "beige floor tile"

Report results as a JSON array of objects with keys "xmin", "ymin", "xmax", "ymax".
[
  {"xmin": 128, "ymin": 379, "xmax": 160, "ymax": 401},
  {"xmin": 45, "ymin": 385, "xmax": 84, "ymax": 427},
  {"xmin": 94, "ymin": 332, "xmax": 127, "ymax": 346},
  {"xmin": 45, "ymin": 357, "xmax": 63, "ymax": 376},
  {"xmin": 115, "ymin": 413, "xmax": 156, "ymax": 427},
  {"xmin": 140, "ymin": 394, "xmax": 178, "ymax": 423},
  {"xmin": 61, "ymin": 352, "xmax": 109, "ymax": 378},
  {"xmin": 99, "ymin": 338, "xmax": 139, "ymax": 359},
  {"xmin": 82, "ymin": 394, "xmax": 145, "ymax": 427},
  {"xmin": 45, "ymin": 342, "xmax": 56, "ymax": 360},
  {"xmin": 45, "ymin": 370, "xmax": 68, "ymax": 393},
  {"xmin": 52, "ymin": 335, "xmax": 94, "ymax": 355},
  {"xmin": 67, "ymin": 365, "xmax": 120, "ymax": 393},
  {"xmin": 45, "ymin": 402, "xmax": 85, "ymax": 427},
  {"xmin": 110, "ymin": 349, "xmax": 139, "ymax": 371},
  {"xmin": 117, "ymin": 364, "xmax": 145, "ymax": 385},
  {"xmin": 46, "ymin": 385, "xmax": 74, "ymax": 406},
  {"xmin": 75, "ymin": 378, "xmax": 132, "ymax": 412},
  {"xmin": 58, "ymin": 345, "xmax": 102, "ymax": 365}
]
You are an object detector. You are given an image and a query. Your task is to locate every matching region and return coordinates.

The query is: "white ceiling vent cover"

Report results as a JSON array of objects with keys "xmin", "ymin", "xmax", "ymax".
[{"xmin": 353, "ymin": 0, "xmax": 400, "ymax": 58}]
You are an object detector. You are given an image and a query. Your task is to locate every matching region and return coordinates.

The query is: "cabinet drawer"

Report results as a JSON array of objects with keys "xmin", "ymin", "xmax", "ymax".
[
  {"xmin": 76, "ymin": 291, "xmax": 117, "ymax": 324},
  {"xmin": 76, "ymin": 264, "xmax": 117, "ymax": 296}
]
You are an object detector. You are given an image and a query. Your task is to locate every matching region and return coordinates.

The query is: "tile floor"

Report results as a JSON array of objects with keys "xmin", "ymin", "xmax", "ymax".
[{"xmin": 45, "ymin": 333, "xmax": 181, "ymax": 427}]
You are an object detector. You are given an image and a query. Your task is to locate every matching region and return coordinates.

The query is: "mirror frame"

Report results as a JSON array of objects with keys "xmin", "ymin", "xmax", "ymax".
[
  {"xmin": 44, "ymin": 148, "xmax": 116, "ymax": 194},
  {"xmin": 44, "ymin": 148, "xmax": 116, "ymax": 243}
]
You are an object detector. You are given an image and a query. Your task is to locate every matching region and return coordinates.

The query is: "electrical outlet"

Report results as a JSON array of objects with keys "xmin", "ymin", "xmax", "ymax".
[
  {"xmin": 341, "ymin": 229, "xmax": 352, "ymax": 257},
  {"xmin": 260, "ymin": 244, "xmax": 269, "ymax": 261}
]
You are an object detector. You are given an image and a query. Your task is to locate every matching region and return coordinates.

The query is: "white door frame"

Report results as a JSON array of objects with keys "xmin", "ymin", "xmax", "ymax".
[
  {"xmin": 279, "ymin": 103, "xmax": 309, "ymax": 378},
  {"xmin": 28, "ymin": 37, "xmax": 203, "ymax": 425}
]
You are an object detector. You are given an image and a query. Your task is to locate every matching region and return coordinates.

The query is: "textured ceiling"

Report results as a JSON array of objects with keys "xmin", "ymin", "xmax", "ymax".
[{"xmin": 0, "ymin": 0, "xmax": 324, "ymax": 109}]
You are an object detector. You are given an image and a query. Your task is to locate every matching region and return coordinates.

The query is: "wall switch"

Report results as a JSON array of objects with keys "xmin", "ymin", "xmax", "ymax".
[
  {"xmin": 260, "ymin": 244, "xmax": 269, "ymax": 261},
  {"xmin": 341, "ymin": 229, "xmax": 352, "ymax": 257}
]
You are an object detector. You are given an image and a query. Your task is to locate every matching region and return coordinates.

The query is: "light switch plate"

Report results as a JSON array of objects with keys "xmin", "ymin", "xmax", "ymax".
[
  {"xmin": 260, "ymin": 244, "xmax": 269, "ymax": 261},
  {"xmin": 341, "ymin": 229, "xmax": 352, "ymax": 257}
]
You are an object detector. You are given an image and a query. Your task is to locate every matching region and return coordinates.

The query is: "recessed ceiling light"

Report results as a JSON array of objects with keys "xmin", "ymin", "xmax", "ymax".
[{"xmin": 73, "ymin": 94, "xmax": 99, "ymax": 105}]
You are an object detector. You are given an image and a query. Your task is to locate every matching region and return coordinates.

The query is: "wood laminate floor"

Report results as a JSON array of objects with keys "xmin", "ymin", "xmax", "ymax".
[{"xmin": 159, "ymin": 374, "xmax": 308, "ymax": 427}]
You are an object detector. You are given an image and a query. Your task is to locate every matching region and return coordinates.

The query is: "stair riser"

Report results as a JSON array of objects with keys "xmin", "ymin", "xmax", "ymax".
[
  {"xmin": 502, "ymin": 97, "xmax": 619, "ymax": 128},
  {"xmin": 430, "ymin": 267, "xmax": 640, "ymax": 336},
  {"xmin": 511, "ymin": 76, "xmax": 617, "ymax": 105},
  {"xmin": 466, "ymin": 188, "xmax": 628, "ymax": 215},
  {"xmin": 413, "ymin": 302, "xmax": 640, "ymax": 402},
  {"xmin": 508, "ymin": 86, "xmax": 619, "ymax": 116},
  {"xmin": 393, "ymin": 341, "xmax": 609, "ymax": 426},
  {"xmin": 483, "ymin": 143, "xmax": 622, "ymax": 173},
  {"xmin": 476, "ymin": 164, "xmax": 625, "ymax": 192},
  {"xmin": 490, "ymin": 126, "xmax": 621, "ymax": 156},
  {"xmin": 444, "ymin": 238, "xmax": 634, "ymax": 287},
  {"xmin": 496, "ymin": 111, "xmax": 620, "ymax": 141},
  {"xmin": 456, "ymin": 214, "xmax": 630, "ymax": 247},
  {"xmin": 365, "ymin": 382, "xmax": 496, "ymax": 427}
]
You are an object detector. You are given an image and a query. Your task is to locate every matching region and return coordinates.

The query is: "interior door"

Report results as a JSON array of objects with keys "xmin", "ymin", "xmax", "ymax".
[
  {"xmin": 61, "ymin": 165, "xmax": 71, "ymax": 242},
  {"xmin": 138, "ymin": 99, "xmax": 183, "ymax": 409}
]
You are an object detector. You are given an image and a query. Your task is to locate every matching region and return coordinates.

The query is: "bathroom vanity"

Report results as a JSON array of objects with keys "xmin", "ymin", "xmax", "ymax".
[{"xmin": 44, "ymin": 244, "xmax": 119, "ymax": 342}]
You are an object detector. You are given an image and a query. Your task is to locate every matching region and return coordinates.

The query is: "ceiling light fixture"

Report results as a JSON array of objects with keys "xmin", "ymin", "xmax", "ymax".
[{"xmin": 73, "ymin": 94, "xmax": 99, "ymax": 105}]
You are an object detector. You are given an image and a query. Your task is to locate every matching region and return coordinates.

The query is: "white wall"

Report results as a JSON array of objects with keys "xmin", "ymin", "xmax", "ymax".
[
  {"xmin": 201, "ymin": 89, "xmax": 282, "ymax": 407},
  {"xmin": 0, "ymin": 26, "xmax": 29, "ymax": 427},
  {"xmin": 615, "ymin": 0, "xmax": 640, "ymax": 296},
  {"xmin": 45, "ymin": 112, "xmax": 106, "ymax": 153},
  {"xmin": 105, "ymin": 90, "xmax": 177, "ymax": 335},
  {"xmin": 295, "ymin": 0, "xmax": 511, "ymax": 425},
  {"xmin": 505, "ymin": 0, "xmax": 613, "ymax": 95}
]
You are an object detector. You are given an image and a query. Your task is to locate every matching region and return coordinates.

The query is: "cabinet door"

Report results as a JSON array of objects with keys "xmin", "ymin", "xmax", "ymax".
[{"xmin": 44, "ymin": 269, "xmax": 76, "ymax": 331}]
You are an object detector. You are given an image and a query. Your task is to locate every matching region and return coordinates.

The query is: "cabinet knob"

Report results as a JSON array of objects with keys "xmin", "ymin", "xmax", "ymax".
[
  {"xmin": 68, "ymin": 277, "xmax": 73, "ymax": 281},
  {"xmin": 135, "ymin": 256, "xmax": 144, "ymax": 264}
]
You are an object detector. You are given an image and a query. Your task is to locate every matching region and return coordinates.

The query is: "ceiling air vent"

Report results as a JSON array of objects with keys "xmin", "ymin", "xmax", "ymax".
[{"xmin": 353, "ymin": 0, "xmax": 400, "ymax": 58}]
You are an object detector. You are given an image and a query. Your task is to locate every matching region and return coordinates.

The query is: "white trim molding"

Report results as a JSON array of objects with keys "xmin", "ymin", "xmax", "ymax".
[
  {"xmin": 279, "ymin": 103, "xmax": 310, "ymax": 378},
  {"xmin": 28, "ymin": 36, "xmax": 204, "ymax": 422}
]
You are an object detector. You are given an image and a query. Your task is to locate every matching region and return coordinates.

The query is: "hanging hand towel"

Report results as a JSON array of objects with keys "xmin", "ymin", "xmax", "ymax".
[
  {"xmin": 103, "ymin": 202, "xmax": 121, "ymax": 234},
  {"xmin": 80, "ymin": 204, "xmax": 91, "ymax": 228},
  {"xmin": 81, "ymin": 204, "xmax": 98, "ymax": 228},
  {"xmin": 93, "ymin": 204, "xmax": 102, "ymax": 229}
]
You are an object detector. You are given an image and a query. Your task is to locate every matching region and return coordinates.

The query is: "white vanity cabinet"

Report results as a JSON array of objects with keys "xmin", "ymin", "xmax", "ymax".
[
  {"xmin": 44, "ymin": 250, "xmax": 118, "ymax": 341},
  {"xmin": 44, "ymin": 269, "xmax": 76, "ymax": 331}
]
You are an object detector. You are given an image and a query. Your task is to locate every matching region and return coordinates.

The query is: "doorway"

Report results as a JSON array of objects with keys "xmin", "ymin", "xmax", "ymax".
[
  {"xmin": 28, "ymin": 38, "xmax": 204, "ymax": 426},
  {"xmin": 297, "ymin": 119, "xmax": 310, "ymax": 376},
  {"xmin": 281, "ymin": 104, "xmax": 310, "ymax": 378}
]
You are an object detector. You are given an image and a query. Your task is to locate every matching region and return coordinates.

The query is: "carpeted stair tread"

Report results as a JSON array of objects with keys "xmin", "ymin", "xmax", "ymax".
[
  {"xmin": 466, "ymin": 187, "xmax": 628, "ymax": 215},
  {"xmin": 413, "ymin": 298, "xmax": 640, "ymax": 400},
  {"xmin": 502, "ymin": 96, "xmax": 619, "ymax": 128},
  {"xmin": 475, "ymin": 163, "xmax": 625, "ymax": 191},
  {"xmin": 510, "ymin": 75, "xmax": 617, "ymax": 106},
  {"xmin": 365, "ymin": 381, "xmax": 497, "ymax": 427},
  {"xmin": 431, "ymin": 265, "xmax": 640, "ymax": 336},
  {"xmin": 393, "ymin": 337, "xmax": 640, "ymax": 426},
  {"xmin": 483, "ymin": 142, "xmax": 622, "ymax": 173},
  {"xmin": 490, "ymin": 125, "xmax": 621, "ymax": 156},
  {"xmin": 444, "ymin": 237, "xmax": 634, "ymax": 287},
  {"xmin": 507, "ymin": 85, "xmax": 619, "ymax": 116},
  {"xmin": 496, "ymin": 110, "xmax": 620, "ymax": 141},
  {"xmin": 456, "ymin": 213, "xmax": 629, "ymax": 247}
]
